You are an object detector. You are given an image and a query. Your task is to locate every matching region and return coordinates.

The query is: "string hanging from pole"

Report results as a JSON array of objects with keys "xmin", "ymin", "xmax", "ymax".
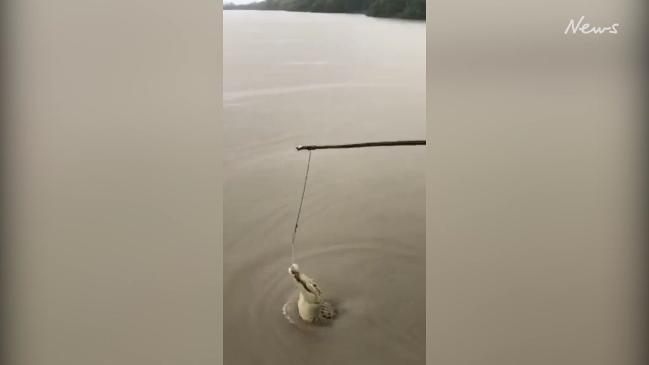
[
  {"xmin": 289, "ymin": 139, "xmax": 424, "ymax": 265},
  {"xmin": 291, "ymin": 150, "xmax": 311, "ymax": 264}
]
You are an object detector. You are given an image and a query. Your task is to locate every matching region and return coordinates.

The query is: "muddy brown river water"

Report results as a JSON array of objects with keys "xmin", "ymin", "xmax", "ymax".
[{"xmin": 224, "ymin": 10, "xmax": 426, "ymax": 365}]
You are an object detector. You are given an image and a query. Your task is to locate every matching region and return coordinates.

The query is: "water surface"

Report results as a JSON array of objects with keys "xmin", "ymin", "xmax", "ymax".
[{"xmin": 224, "ymin": 10, "xmax": 426, "ymax": 365}]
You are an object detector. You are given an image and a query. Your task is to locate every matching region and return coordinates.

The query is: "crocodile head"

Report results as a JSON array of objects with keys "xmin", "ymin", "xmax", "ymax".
[{"xmin": 288, "ymin": 264, "xmax": 321, "ymax": 302}]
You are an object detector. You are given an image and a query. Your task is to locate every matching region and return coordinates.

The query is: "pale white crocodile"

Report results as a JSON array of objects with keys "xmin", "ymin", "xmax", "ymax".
[{"xmin": 288, "ymin": 264, "xmax": 335, "ymax": 323}]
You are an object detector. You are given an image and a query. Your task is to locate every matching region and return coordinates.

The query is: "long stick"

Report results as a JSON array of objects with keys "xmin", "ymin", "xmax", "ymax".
[{"xmin": 296, "ymin": 140, "xmax": 425, "ymax": 151}]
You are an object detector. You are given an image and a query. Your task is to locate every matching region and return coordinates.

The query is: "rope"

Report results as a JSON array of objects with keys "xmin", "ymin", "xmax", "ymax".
[{"xmin": 291, "ymin": 150, "xmax": 311, "ymax": 264}]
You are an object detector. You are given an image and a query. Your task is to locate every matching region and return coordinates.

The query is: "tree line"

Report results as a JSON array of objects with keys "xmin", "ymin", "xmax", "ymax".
[{"xmin": 223, "ymin": 0, "xmax": 425, "ymax": 20}]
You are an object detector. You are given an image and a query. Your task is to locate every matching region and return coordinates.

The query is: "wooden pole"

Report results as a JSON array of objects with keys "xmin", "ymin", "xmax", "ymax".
[{"xmin": 296, "ymin": 140, "xmax": 425, "ymax": 151}]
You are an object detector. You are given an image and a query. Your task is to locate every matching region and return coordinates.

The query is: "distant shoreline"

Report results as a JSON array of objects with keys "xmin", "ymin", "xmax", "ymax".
[{"xmin": 223, "ymin": 0, "xmax": 425, "ymax": 20}]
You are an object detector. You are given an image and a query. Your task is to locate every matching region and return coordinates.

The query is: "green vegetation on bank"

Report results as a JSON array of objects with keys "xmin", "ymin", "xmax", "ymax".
[{"xmin": 223, "ymin": 0, "xmax": 425, "ymax": 20}]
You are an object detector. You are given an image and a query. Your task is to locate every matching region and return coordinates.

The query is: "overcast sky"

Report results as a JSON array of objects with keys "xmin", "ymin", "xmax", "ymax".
[{"xmin": 225, "ymin": 0, "xmax": 259, "ymax": 4}]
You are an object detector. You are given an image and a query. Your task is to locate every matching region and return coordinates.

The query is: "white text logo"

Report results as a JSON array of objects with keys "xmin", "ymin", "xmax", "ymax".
[{"xmin": 565, "ymin": 16, "xmax": 619, "ymax": 35}]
